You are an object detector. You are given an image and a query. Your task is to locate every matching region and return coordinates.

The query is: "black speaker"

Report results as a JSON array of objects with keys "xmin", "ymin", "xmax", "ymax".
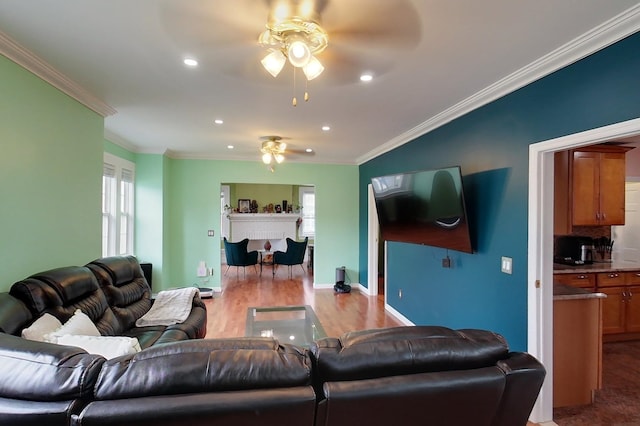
[{"xmin": 140, "ymin": 263, "xmax": 152, "ymax": 291}]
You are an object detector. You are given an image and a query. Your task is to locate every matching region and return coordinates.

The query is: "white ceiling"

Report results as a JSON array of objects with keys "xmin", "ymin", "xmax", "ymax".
[{"xmin": 1, "ymin": 1, "xmax": 639, "ymax": 165}]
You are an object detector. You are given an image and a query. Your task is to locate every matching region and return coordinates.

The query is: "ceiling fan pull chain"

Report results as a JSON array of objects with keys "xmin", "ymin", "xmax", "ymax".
[
  {"xmin": 304, "ymin": 79, "xmax": 310, "ymax": 102},
  {"xmin": 292, "ymin": 68, "xmax": 298, "ymax": 106}
]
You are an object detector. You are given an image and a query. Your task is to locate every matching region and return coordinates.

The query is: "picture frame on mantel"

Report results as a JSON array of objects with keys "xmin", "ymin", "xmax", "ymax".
[{"xmin": 238, "ymin": 199, "xmax": 250, "ymax": 213}]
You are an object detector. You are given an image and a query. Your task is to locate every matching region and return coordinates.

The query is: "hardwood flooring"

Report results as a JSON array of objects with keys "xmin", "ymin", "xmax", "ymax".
[
  {"xmin": 204, "ymin": 264, "xmax": 402, "ymax": 339},
  {"xmin": 207, "ymin": 264, "xmax": 542, "ymax": 426}
]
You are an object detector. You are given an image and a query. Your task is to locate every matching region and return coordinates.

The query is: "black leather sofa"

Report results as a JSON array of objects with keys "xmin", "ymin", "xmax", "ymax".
[
  {"xmin": 0, "ymin": 257, "xmax": 545, "ymax": 426},
  {"xmin": 310, "ymin": 326, "xmax": 546, "ymax": 426},
  {"xmin": 9, "ymin": 256, "xmax": 207, "ymax": 348}
]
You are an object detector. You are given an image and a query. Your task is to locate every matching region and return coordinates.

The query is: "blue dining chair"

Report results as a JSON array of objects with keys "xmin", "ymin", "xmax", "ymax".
[
  {"xmin": 223, "ymin": 237, "xmax": 258, "ymax": 278},
  {"xmin": 273, "ymin": 237, "xmax": 308, "ymax": 278}
]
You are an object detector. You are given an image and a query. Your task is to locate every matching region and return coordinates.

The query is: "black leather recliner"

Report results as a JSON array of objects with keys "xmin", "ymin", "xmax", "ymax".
[{"xmin": 310, "ymin": 326, "xmax": 546, "ymax": 426}]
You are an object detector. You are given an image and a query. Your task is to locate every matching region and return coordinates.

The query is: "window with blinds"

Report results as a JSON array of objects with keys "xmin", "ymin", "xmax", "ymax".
[
  {"xmin": 102, "ymin": 153, "xmax": 135, "ymax": 256},
  {"xmin": 298, "ymin": 186, "xmax": 315, "ymax": 238}
]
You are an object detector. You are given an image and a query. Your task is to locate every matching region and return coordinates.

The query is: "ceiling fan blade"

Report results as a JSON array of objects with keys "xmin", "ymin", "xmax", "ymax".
[
  {"xmin": 159, "ymin": 0, "xmax": 267, "ymax": 47},
  {"xmin": 322, "ymin": 0, "xmax": 422, "ymax": 49}
]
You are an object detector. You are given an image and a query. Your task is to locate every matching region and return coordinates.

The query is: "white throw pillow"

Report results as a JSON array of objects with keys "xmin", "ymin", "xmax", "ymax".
[
  {"xmin": 21, "ymin": 313, "xmax": 62, "ymax": 342},
  {"xmin": 44, "ymin": 309, "xmax": 100, "ymax": 344},
  {"xmin": 56, "ymin": 335, "xmax": 141, "ymax": 359}
]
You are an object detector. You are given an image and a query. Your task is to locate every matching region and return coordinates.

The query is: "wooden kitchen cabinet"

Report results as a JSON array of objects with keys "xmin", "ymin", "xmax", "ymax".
[
  {"xmin": 598, "ymin": 271, "xmax": 640, "ymax": 339},
  {"xmin": 624, "ymin": 271, "xmax": 640, "ymax": 333},
  {"xmin": 553, "ymin": 272, "xmax": 595, "ymax": 290},
  {"xmin": 554, "ymin": 144, "xmax": 631, "ymax": 234},
  {"xmin": 599, "ymin": 286, "xmax": 626, "ymax": 334},
  {"xmin": 553, "ymin": 295, "xmax": 603, "ymax": 407}
]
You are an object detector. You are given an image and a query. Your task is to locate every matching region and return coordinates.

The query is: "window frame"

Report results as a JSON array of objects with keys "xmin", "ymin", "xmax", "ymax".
[
  {"xmin": 102, "ymin": 153, "xmax": 135, "ymax": 257},
  {"xmin": 298, "ymin": 186, "xmax": 315, "ymax": 238}
]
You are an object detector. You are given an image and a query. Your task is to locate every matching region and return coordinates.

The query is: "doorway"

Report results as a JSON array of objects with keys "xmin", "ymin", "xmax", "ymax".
[{"xmin": 527, "ymin": 117, "xmax": 640, "ymax": 423}]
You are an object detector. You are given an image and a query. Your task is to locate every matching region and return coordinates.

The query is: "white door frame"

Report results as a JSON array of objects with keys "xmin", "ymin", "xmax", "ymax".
[
  {"xmin": 367, "ymin": 184, "xmax": 379, "ymax": 296},
  {"xmin": 527, "ymin": 117, "xmax": 640, "ymax": 423}
]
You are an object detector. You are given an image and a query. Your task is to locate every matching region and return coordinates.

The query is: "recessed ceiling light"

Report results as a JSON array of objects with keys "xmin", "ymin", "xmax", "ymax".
[
  {"xmin": 321, "ymin": 125, "xmax": 330, "ymax": 131},
  {"xmin": 360, "ymin": 73, "xmax": 373, "ymax": 82},
  {"xmin": 214, "ymin": 119, "xmax": 224, "ymax": 125},
  {"xmin": 227, "ymin": 145, "xmax": 234, "ymax": 149},
  {"xmin": 183, "ymin": 58, "xmax": 198, "ymax": 67},
  {"xmin": 305, "ymin": 148, "xmax": 313, "ymax": 153}
]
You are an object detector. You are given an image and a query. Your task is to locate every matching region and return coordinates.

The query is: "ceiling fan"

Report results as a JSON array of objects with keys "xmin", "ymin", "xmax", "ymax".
[
  {"xmin": 259, "ymin": 135, "xmax": 314, "ymax": 171},
  {"xmin": 159, "ymin": 0, "xmax": 422, "ymax": 85}
]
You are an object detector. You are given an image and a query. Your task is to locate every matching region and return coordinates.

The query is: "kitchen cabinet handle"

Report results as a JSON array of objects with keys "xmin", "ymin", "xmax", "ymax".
[
  {"xmin": 577, "ymin": 275, "xmax": 588, "ymax": 279},
  {"xmin": 608, "ymin": 273, "xmax": 619, "ymax": 278},
  {"xmin": 630, "ymin": 290, "xmax": 634, "ymax": 299}
]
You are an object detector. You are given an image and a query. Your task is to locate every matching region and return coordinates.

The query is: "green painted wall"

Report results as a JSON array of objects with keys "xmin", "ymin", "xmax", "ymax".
[
  {"xmin": 134, "ymin": 154, "xmax": 166, "ymax": 290},
  {"xmin": 104, "ymin": 139, "xmax": 135, "ymax": 162},
  {"xmin": 151, "ymin": 158, "xmax": 358, "ymax": 290},
  {"xmin": 0, "ymin": 55, "xmax": 104, "ymax": 290},
  {"xmin": 225, "ymin": 183, "xmax": 305, "ymax": 212}
]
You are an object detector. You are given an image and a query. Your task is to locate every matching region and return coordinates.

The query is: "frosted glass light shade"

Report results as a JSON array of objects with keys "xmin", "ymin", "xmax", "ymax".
[
  {"xmin": 262, "ymin": 153, "xmax": 273, "ymax": 164},
  {"xmin": 302, "ymin": 56, "xmax": 324, "ymax": 80},
  {"xmin": 261, "ymin": 51, "xmax": 286, "ymax": 77},
  {"xmin": 287, "ymin": 40, "xmax": 311, "ymax": 67}
]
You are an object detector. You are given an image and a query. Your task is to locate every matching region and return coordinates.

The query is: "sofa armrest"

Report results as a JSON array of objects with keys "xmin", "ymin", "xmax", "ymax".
[
  {"xmin": 0, "ymin": 333, "xmax": 104, "ymax": 401},
  {"xmin": 492, "ymin": 352, "xmax": 546, "ymax": 426},
  {"xmin": 0, "ymin": 293, "xmax": 33, "ymax": 335}
]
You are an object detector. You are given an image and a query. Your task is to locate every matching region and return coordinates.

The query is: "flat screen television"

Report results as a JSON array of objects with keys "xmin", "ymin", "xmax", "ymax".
[{"xmin": 371, "ymin": 166, "xmax": 473, "ymax": 253}]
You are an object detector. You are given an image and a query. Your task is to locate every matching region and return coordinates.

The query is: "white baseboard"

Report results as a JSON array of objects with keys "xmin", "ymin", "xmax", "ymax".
[{"xmin": 385, "ymin": 304, "xmax": 414, "ymax": 326}]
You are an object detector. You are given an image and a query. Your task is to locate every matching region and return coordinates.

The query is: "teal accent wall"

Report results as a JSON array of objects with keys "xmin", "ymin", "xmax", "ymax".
[
  {"xmin": 0, "ymin": 55, "xmax": 104, "ymax": 290},
  {"xmin": 134, "ymin": 157, "xmax": 357, "ymax": 290},
  {"xmin": 359, "ymin": 32, "xmax": 640, "ymax": 351}
]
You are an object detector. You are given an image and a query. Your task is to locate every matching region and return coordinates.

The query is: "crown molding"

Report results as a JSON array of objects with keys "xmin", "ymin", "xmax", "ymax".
[
  {"xmin": 103, "ymin": 129, "xmax": 138, "ymax": 152},
  {"xmin": 357, "ymin": 4, "xmax": 640, "ymax": 165},
  {"xmin": 0, "ymin": 30, "xmax": 116, "ymax": 117}
]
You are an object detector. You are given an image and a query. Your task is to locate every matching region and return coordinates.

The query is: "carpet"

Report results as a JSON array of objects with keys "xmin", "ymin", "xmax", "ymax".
[{"xmin": 553, "ymin": 340, "xmax": 640, "ymax": 425}]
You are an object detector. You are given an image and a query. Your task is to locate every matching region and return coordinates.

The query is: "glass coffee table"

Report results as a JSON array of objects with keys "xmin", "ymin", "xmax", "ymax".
[{"xmin": 246, "ymin": 305, "xmax": 326, "ymax": 347}]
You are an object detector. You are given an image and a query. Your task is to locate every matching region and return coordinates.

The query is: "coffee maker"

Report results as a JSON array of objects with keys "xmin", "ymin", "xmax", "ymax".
[{"xmin": 555, "ymin": 236, "xmax": 595, "ymax": 265}]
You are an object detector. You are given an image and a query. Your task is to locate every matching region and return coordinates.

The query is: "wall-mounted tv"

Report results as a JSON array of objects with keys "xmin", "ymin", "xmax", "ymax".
[{"xmin": 371, "ymin": 166, "xmax": 473, "ymax": 253}]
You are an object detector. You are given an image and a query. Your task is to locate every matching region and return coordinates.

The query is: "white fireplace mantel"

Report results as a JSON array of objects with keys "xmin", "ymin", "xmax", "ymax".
[{"xmin": 228, "ymin": 214, "xmax": 300, "ymax": 251}]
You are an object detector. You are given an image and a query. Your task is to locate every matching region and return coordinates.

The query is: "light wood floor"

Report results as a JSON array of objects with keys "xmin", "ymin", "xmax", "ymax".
[
  {"xmin": 204, "ymin": 264, "xmax": 401, "ymax": 339},
  {"xmin": 204, "ymin": 264, "xmax": 540, "ymax": 426}
]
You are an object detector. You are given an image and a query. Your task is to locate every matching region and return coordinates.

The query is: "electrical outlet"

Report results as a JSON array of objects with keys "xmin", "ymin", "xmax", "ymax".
[
  {"xmin": 207, "ymin": 230, "xmax": 215, "ymax": 237},
  {"xmin": 442, "ymin": 257, "xmax": 451, "ymax": 268}
]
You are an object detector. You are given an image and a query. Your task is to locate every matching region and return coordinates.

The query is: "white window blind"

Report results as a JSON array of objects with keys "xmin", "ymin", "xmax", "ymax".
[
  {"xmin": 102, "ymin": 153, "xmax": 135, "ymax": 256},
  {"xmin": 299, "ymin": 187, "xmax": 315, "ymax": 238}
]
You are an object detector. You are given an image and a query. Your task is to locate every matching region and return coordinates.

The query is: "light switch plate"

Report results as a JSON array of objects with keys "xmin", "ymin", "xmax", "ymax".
[{"xmin": 501, "ymin": 256, "xmax": 512, "ymax": 274}]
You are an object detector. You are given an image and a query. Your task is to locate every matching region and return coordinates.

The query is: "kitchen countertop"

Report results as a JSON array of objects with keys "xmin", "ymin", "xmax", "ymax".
[
  {"xmin": 553, "ymin": 260, "xmax": 640, "ymax": 274},
  {"xmin": 553, "ymin": 283, "xmax": 606, "ymax": 301}
]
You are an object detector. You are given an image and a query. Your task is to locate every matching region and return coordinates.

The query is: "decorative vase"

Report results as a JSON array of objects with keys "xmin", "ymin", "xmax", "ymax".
[{"xmin": 264, "ymin": 240, "xmax": 271, "ymax": 251}]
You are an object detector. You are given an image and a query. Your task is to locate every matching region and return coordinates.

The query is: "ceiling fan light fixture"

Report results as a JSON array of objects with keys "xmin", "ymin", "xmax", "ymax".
[
  {"xmin": 287, "ymin": 39, "xmax": 311, "ymax": 67},
  {"xmin": 274, "ymin": 153, "xmax": 285, "ymax": 163},
  {"xmin": 302, "ymin": 56, "xmax": 324, "ymax": 80},
  {"xmin": 258, "ymin": 4, "xmax": 328, "ymax": 104},
  {"xmin": 262, "ymin": 152, "xmax": 273, "ymax": 164},
  {"xmin": 261, "ymin": 50, "xmax": 287, "ymax": 77}
]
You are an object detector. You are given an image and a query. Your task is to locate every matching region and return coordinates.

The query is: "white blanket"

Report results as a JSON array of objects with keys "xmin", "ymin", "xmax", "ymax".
[{"xmin": 135, "ymin": 287, "xmax": 198, "ymax": 327}]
